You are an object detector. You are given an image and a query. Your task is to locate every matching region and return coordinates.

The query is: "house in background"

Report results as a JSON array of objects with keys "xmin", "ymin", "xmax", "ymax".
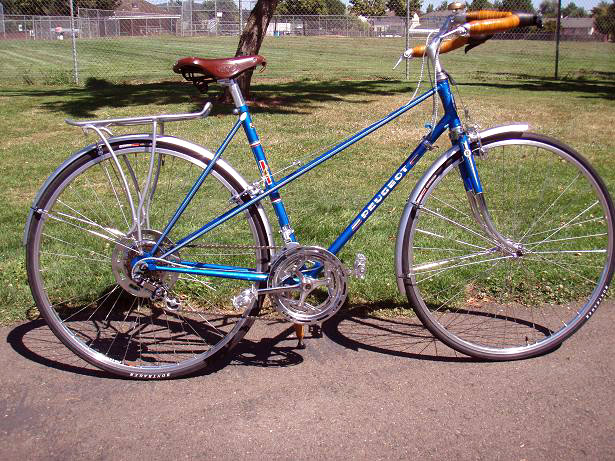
[
  {"xmin": 111, "ymin": 0, "xmax": 180, "ymax": 36},
  {"xmin": 560, "ymin": 17, "xmax": 606, "ymax": 41}
]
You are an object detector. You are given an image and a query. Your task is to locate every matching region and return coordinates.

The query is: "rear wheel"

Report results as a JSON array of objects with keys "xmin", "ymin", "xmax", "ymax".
[
  {"xmin": 400, "ymin": 133, "xmax": 615, "ymax": 359},
  {"xmin": 26, "ymin": 139, "xmax": 272, "ymax": 378}
]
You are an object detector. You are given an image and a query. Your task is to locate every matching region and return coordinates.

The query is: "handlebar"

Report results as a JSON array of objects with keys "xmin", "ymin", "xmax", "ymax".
[
  {"xmin": 408, "ymin": 37, "xmax": 469, "ymax": 58},
  {"xmin": 464, "ymin": 10, "xmax": 514, "ymax": 20},
  {"xmin": 406, "ymin": 10, "xmax": 542, "ymax": 58}
]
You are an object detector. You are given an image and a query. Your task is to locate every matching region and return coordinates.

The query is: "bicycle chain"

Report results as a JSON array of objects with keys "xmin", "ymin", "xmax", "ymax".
[{"xmin": 185, "ymin": 242, "xmax": 282, "ymax": 250}]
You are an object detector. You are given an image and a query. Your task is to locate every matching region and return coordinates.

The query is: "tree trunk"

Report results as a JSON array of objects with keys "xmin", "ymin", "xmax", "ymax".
[{"xmin": 222, "ymin": 0, "xmax": 279, "ymax": 102}]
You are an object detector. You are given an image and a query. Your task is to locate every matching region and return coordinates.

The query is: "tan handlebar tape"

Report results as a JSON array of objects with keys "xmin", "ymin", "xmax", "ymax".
[
  {"xmin": 464, "ymin": 10, "xmax": 513, "ymax": 20},
  {"xmin": 466, "ymin": 16, "xmax": 522, "ymax": 35},
  {"xmin": 410, "ymin": 36, "xmax": 469, "ymax": 57}
]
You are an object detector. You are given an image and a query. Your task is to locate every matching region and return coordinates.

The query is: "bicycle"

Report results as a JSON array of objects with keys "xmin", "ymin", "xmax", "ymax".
[{"xmin": 24, "ymin": 6, "xmax": 615, "ymax": 379}]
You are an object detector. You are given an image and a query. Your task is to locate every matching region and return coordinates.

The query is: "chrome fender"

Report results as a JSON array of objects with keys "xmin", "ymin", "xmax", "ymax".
[
  {"xmin": 394, "ymin": 124, "xmax": 529, "ymax": 295},
  {"xmin": 24, "ymin": 134, "xmax": 275, "ymax": 251}
]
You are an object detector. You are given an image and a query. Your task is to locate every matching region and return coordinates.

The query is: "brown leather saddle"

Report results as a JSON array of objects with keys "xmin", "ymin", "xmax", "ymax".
[{"xmin": 173, "ymin": 55, "xmax": 266, "ymax": 92}]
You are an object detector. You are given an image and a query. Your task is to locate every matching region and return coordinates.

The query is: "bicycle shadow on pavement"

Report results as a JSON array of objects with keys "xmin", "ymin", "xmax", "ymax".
[
  {"xmin": 323, "ymin": 303, "xmax": 479, "ymax": 363},
  {"xmin": 324, "ymin": 300, "xmax": 560, "ymax": 363},
  {"xmin": 11, "ymin": 77, "xmax": 410, "ymax": 118},
  {"xmin": 7, "ymin": 304, "xmax": 557, "ymax": 378},
  {"xmin": 5, "ymin": 318, "xmax": 306, "ymax": 380}
]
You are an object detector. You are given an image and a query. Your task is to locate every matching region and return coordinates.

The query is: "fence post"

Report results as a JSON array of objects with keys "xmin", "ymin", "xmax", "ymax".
[
  {"xmin": 68, "ymin": 0, "xmax": 79, "ymax": 84},
  {"xmin": 0, "ymin": 2, "xmax": 5, "ymax": 39},
  {"xmin": 405, "ymin": 1, "xmax": 410, "ymax": 80},
  {"xmin": 555, "ymin": 0, "xmax": 561, "ymax": 79},
  {"xmin": 239, "ymin": 0, "xmax": 243, "ymax": 33}
]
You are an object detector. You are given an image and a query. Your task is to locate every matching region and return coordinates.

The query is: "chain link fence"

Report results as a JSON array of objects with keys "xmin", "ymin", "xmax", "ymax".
[{"xmin": 0, "ymin": 0, "xmax": 613, "ymax": 85}]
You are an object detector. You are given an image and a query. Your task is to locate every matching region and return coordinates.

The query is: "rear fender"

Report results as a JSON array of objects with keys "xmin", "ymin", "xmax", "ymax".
[{"xmin": 23, "ymin": 134, "xmax": 275, "ymax": 250}]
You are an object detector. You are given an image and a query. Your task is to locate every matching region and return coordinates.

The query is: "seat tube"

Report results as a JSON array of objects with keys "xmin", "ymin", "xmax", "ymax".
[{"xmin": 226, "ymin": 79, "xmax": 296, "ymax": 243}]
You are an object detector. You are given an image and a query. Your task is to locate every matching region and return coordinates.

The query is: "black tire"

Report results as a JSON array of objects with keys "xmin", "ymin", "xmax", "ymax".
[
  {"xmin": 25, "ymin": 138, "xmax": 272, "ymax": 378},
  {"xmin": 400, "ymin": 132, "xmax": 615, "ymax": 360}
]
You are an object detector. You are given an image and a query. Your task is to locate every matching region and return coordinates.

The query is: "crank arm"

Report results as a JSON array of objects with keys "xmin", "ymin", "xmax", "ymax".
[{"xmin": 257, "ymin": 284, "xmax": 302, "ymax": 295}]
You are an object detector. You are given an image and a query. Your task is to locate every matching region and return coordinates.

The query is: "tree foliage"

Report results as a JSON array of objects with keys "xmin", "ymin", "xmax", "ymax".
[
  {"xmin": 469, "ymin": 0, "xmax": 493, "ymax": 10},
  {"xmin": 276, "ymin": 0, "xmax": 346, "ymax": 15},
  {"xmin": 435, "ymin": 0, "xmax": 448, "ymax": 11},
  {"xmin": 425, "ymin": 3, "xmax": 434, "ymax": 12},
  {"xmin": 4, "ymin": 0, "xmax": 120, "ymax": 15},
  {"xmin": 349, "ymin": 0, "xmax": 387, "ymax": 16},
  {"xmin": 386, "ymin": 0, "xmax": 422, "ymax": 16},
  {"xmin": 324, "ymin": 0, "xmax": 346, "ymax": 15},
  {"xmin": 538, "ymin": 0, "xmax": 558, "ymax": 17},
  {"xmin": 561, "ymin": 2, "xmax": 587, "ymax": 17},
  {"xmin": 501, "ymin": 0, "xmax": 534, "ymax": 12},
  {"xmin": 592, "ymin": 1, "xmax": 615, "ymax": 40}
]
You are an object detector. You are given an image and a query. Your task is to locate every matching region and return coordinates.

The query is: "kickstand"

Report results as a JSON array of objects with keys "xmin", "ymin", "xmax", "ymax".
[{"xmin": 293, "ymin": 324, "xmax": 306, "ymax": 349}]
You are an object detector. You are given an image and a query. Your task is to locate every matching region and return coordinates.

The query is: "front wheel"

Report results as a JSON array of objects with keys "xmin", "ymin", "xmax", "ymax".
[
  {"xmin": 25, "ymin": 137, "xmax": 272, "ymax": 378},
  {"xmin": 399, "ymin": 132, "xmax": 615, "ymax": 360}
]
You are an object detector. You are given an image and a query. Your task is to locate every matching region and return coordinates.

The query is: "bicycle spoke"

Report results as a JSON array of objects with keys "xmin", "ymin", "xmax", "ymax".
[
  {"xmin": 415, "ymin": 228, "xmax": 489, "ymax": 251},
  {"xmin": 524, "ymin": 232, "xmax": 608, "ymax": 247},
  {"xmin": 101, "ymin": 161, "xmax": 131, "ymax": 230},
  {"xmin": 413, "ymin": 254, "xmax": 513, "ymax": 284},
  {"xmin": 420, "ymin": 205, "xmax": 499, "ymax": 248},
  {"xmin": 522, "ymin": 217, "xmax": 604, "ymax": 240},
  {"xmin": 518, "ymin": 173, "xmax": 580, "ymax": 243},
  {"xmin": 528, "ymin": 201, "xmax": 600, "ymax": 250}
]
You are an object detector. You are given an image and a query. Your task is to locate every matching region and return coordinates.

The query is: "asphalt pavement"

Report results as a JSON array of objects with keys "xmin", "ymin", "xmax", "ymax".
[{"xmin": 1, "ymin": 303, "xmax": 614, "ymax": 460}]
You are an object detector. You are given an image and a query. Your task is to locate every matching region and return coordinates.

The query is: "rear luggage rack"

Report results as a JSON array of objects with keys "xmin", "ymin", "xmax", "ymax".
[
  {"xmin": 65, "ymin": 102, "xmax": 212, "ymax": 132},
  {"xmin": 64, "ymin": 103, "xmax": 212, "ymax": 240}
]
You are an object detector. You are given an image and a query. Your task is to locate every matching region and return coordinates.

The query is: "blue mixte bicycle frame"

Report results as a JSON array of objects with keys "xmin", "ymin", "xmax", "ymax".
[{"xmin": 142, "ymin": 78, "xmax": 482, "ymax": 282}]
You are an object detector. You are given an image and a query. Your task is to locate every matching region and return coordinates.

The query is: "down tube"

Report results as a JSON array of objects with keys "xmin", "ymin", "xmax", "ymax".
[{"xmin": 328, "ymin": 115, "xmax": 451, "ymax": 255}]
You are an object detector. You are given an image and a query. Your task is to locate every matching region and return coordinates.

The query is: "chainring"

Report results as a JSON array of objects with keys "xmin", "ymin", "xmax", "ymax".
[{"xmin": 267, "ymin": 245, "xmax": 348, "ymax": 324}]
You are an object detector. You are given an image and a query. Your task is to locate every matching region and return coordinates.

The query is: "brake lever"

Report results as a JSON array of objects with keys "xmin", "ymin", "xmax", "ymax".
[
  {"xmin": 464, "ymin": 34, "xmax": 494, "ymax": 54},
  {"xmin": 393, "ymin": 50, "xmax": 413, "ymax": 70}
]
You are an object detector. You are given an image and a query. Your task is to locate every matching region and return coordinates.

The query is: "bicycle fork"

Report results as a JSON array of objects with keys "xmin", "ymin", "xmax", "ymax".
[{"xmin": 455, "ymin": 130, "xmax": 524, "ymax": 257}]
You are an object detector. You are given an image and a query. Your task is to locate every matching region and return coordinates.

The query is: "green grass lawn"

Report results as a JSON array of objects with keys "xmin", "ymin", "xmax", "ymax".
[
  {"xmin": 1, "ymin": 35, "xmax": 614, "ymax": 326},
  {"xmin": 1, "ymin": 35, "xmax": 614, "ymax": 84}
]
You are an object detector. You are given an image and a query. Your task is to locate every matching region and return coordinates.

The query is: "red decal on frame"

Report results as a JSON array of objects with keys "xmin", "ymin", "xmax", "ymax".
[{"xmin": 259, "ymin": 160, "xmax": 273, "ymax": 185}]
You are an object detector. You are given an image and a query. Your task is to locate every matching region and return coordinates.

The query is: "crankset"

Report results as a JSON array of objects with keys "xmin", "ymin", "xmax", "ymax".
[{"xmin": 266, "ymin": 245, "xmax": 348, "ymax": 324}]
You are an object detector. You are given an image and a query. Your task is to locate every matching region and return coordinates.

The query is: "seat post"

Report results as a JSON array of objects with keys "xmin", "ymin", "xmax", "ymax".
[{"xmin": 218, "ymin": 79, "xmax": 246, "ymax": 109}]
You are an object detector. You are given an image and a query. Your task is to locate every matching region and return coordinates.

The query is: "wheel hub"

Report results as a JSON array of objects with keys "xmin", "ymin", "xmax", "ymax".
[{"xmin": 111, "ymin": 229, "xmax": 180, "ymax": 298}]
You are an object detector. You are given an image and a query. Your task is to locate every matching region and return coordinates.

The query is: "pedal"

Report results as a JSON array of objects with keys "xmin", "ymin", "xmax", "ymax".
[
  {"xmin": 165, "ymin": 295, "xmax": 181, "ymax": 312},
  {"xmin": 232, "ymin": 287, "xmax": 256, "ymax": 310},
  {"xmin": 352, "ymin": 253, "xmax": 367, "ymax": 279}
]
